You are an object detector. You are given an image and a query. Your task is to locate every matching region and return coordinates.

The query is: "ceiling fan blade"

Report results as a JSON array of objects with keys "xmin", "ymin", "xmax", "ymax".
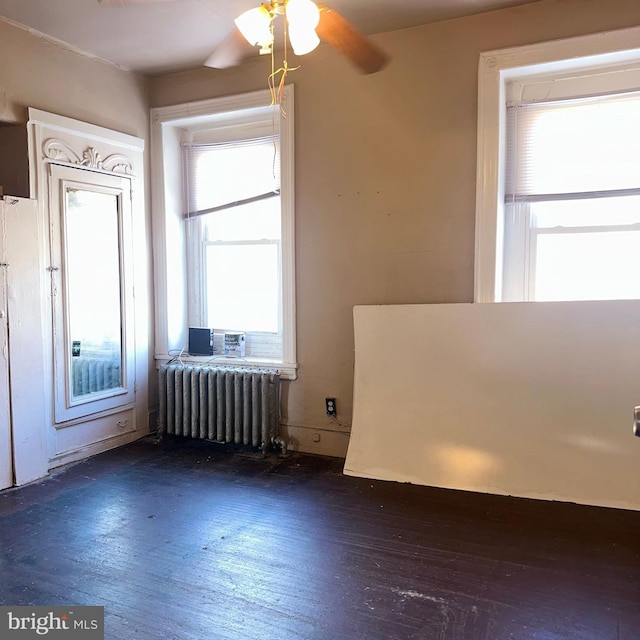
[
  {"xmin": 316, "ymin": 4, "xmax": 389, "ymax": 75},
  {"xmin": 204, "ymin": 28, "xmax": 254, "ymax": 69},
  {"xmin": 98, "ymin": 0, "xmax": 178, "ymax": 6}
]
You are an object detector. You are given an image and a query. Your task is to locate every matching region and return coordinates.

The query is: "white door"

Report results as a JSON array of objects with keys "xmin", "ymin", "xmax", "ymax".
[
  {"xmin": 6, "ymin": 197, "xmax": 48, "ymax": 485},
  {"xmin": 0, "ymin": 199, "xmax": 13, "ymax": 489},
  {"xmin": 49, "ymin": 164, "xmax": 135, "ymax": 425},
  {"xmin": 0, "ymin": 196, "xmax": 48, "ymax": 490}
]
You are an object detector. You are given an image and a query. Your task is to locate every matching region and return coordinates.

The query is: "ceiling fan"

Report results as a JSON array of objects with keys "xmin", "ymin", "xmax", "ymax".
[{"xmin": 97, "ymin": 0, "xmax": 389, "ymax": 75}]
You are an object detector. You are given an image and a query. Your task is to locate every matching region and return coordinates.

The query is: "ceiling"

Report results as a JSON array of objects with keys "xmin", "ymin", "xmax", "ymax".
[{"xmin": 0, "ymin": 0, "xmax": 543, "ymax": 76}]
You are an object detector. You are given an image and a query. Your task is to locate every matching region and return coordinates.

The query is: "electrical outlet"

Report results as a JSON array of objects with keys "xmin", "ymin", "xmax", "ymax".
[{"xmin": 325, "ymin": 398, "xmax": 336, "ymax": 416}]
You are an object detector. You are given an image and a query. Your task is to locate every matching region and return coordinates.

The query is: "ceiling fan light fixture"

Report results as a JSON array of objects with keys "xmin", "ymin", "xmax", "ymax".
[
  {"xmin": 234, "ymin": 6, "xmax": 273, "ymax": 48},
  {"xmin": 288, "ymin": 24, "xmax": 320, "ymax": 56},
  {"xmin": 285, "ymin": 0, "xmax": 320, "ymax": 30}
]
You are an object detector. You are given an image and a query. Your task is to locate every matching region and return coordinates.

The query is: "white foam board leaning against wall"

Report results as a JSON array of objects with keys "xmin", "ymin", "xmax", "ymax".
[{"xmin": 345, "ymin": 301, "xmax": 640, "ymax": 511}]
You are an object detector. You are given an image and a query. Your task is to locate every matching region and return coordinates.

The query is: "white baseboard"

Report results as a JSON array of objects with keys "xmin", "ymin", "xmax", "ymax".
[
  {"xmin": 48, "ymin": 429, "xmax": 151, "ymax": 470},
  {"xmin": 280, "ymin": 423, "xmax": 350, "ymax": 458}
]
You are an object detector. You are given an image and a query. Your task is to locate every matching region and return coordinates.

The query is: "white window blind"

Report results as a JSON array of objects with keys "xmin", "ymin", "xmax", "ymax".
[
  {"xmin": 184, "ymin": 136, "xmax": 280, "ymax": 215},
  {"xmin": 506, "ymin": 91, "xmax": 640, "ymax": 201}
]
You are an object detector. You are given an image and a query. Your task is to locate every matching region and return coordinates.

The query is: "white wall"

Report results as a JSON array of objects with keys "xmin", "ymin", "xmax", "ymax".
[{"xmin": 346, "ymin": 301, "xmax": 640, "ymax": 511}]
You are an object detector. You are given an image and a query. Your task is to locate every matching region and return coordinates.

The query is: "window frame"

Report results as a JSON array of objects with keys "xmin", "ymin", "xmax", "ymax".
[
  {"xmin": 474, "ymin": 26, "xmax": 640, "ymax": 303},
  {"xmin": 150, "ymin": 87, "xmax": 297, "ymax": 379}
]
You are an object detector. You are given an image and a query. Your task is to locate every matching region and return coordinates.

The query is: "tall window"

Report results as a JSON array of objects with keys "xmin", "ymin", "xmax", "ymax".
[
  {"xmin": 151, "ymin": 87, "xmax": 297, "ymax": 377},
  {"xmin": 474, "ymin": 27, "xmax": 640, "ymax": 303},
  {"xmin": 503, "ymin": 91, "xmax": 640, "ymax": 301},
  {"xmin": 184, "ymin": 136, "xmax": 283, "ymax": 357}
]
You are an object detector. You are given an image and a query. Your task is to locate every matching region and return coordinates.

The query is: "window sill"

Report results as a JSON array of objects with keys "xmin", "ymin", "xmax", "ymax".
[{"xmin": 154, "ymin": 354, "xmax": 298, "ymax": 380}]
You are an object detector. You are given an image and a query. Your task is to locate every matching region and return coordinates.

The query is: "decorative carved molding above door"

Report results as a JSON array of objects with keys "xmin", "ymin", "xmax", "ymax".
[{"xmin": 43, "ymin": 138, "xmax": 134, "ymax": 175}]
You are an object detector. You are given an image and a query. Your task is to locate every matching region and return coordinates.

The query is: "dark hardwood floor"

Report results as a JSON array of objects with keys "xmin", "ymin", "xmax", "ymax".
[{"xmin": 0, "ymin": 436, "xmax": 638, "ymax": 640}]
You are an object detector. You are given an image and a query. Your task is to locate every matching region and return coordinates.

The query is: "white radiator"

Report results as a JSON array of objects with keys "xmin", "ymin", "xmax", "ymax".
[{"xmin": 158, "ymin": 364, "xmax": 282, "ymax": 451}]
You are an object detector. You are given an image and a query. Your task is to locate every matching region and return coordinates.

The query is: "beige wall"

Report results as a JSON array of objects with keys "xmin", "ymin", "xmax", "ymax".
[
  {"xmin": 0, "ymin": 124, "xmax": 29, "ymax": 197},
  {"xmin": 149, "ymin": 0, "xmax": 640, "ymax": 457},
  {"xmin": 0, "ymin": 20, "xmax": 148, "ymax": 137}
]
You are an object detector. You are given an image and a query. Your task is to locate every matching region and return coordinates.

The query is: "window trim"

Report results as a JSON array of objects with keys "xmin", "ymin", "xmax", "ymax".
[
  {"xmin": 150, "ymin": 87, "xmax": 297, "ymax": 378},
  {"xmin": 474, "ymin": 25, "xmax": 640, "ymax": 302}
]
